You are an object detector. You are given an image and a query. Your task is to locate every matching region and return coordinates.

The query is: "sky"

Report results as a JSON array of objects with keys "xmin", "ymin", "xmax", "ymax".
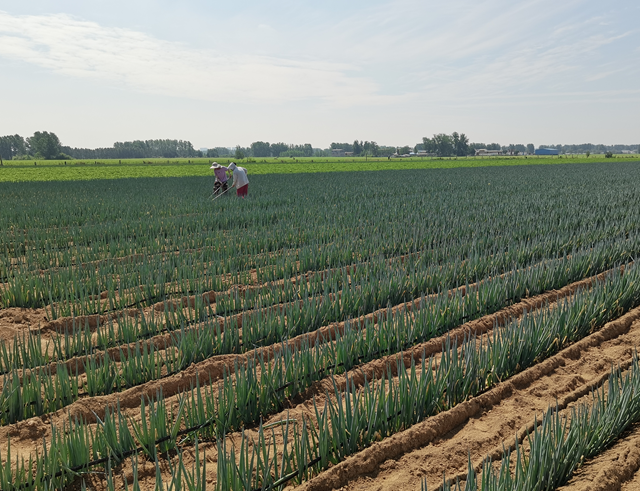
[{"xmin": 0, "ymin": 1, "xmax": 638, "ymax": 149}]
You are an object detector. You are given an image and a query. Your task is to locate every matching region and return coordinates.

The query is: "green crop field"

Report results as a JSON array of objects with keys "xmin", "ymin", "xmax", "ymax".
[
  {"xmin": 2, "ymin": 162, "xmax": 640, "ymax": 490},
  {"xmin": 1, "ymin": 154, "xmax": 639, "ymax": 182}
]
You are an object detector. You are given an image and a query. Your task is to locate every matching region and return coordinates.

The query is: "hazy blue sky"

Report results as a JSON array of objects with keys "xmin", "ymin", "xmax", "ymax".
[{"xmin": 1, "ymin": 1, "xmax": 638, "ymax": 149}]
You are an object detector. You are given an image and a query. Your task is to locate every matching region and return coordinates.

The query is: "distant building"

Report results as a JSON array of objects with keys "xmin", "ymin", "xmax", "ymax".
[
  {"xmin": 534, "ymin": 148, "xmax": 559, "ymax": 156},
  {"xmin": 331, "ymin": 149, "xmax": 345, "ymax": 157},
  {"xmin": 475, "ymin": 149, "xmax": 502, "ymax": 156},
  {"xmin": 344, "ymin": 152, "xmax": 354, "ymax": 157}
]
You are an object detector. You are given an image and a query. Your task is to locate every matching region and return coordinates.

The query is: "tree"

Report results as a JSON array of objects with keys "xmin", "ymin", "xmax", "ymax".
[
  {"xmin": 513, "ymin": 144, "xmax": 526, "ymax": 155},
  {"xmin": 234, "ymin": 146, "xmax": 245, "ymax": 160},
  {"xmin": 398, "ymin": 145, "xmax": 412, "ymax": 155},
  {"xmin": 433, "ymin": 134, "xmax": 454, "ymax": 157},
  {"xmin": 363, "ymin": 141, "xmax": 379, "ymax": 157},
  {"xmin": 26, "ymin": 131, "xmax": 61, "ymax": 159},
  {"xmin": 0, "ymin": 134, "xmax": 27, "ymax": 160},
  {"xmin": 352, "ymin": 140, "xmax": 363, "ymax": 156},
  {"xmin": 251, "ymin": 141, "xmax": 271, "ymax": 158},
  {"xmin": 270, "ymin": 142, "xmax": 289, "ymax": 157},
  {"xmin": 278, "ymin": 144, "xmax": 313, "ymax": 158},
  {"xmin": 377, "ymin": 146, "xmax": 396, "ymax": 157},
  {"xmin": 453, "ymin": 132, "xmax": 469, "ymax": 156},
  {"xmin": 526, "ymin": 144, "xmax": 535, "ymax": 155},
  {"xmin": 422, "ymin": 137, "xmax": 437, "ymax": 154}
]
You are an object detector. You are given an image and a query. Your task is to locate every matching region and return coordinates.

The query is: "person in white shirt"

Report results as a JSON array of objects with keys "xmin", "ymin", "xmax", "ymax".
[{"xmin": 228, "ymin": 162, "xmax": 249, "ymax": 198}]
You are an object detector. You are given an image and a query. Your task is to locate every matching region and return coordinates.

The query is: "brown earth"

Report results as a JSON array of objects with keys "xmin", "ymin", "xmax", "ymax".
[
  {"xmin": 296, "ymin": 308, "xmax": 640, "ymax": 491},
  {"xmin": 0, "ymin": 247, "xmax": 418, "ymax": 344},
  {"xmin": 50, "ymin": 299, "xmax": 640, "ymax": 491},
  {"xmin": 1, "ymin": 266, "xmax": 637, "ymax": 491},
  {"xmin": 557, "ymin": 425, "xmax": 640, "ymax": 491},
  {"xmin": 0, "ymin": 262, "xmax": 612, "ymax": 421}
]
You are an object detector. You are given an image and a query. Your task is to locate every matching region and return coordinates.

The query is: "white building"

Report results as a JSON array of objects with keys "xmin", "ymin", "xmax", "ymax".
[{"xmin": 475, "ymin": 149, "xmax": 503, "ymax": 156}]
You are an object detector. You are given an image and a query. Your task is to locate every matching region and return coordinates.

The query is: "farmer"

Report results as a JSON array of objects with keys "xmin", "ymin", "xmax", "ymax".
[
  {"xmin": 228, "ymin": 162, "xmax": 249, "ymax": 198},
  {"xmin": 210, "ymin": 162, "xmax": 229, "ymax": 196}
]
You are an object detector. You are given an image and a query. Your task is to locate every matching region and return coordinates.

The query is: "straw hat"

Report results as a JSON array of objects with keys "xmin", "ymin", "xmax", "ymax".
[{"xmin": 210, "ymin": 162, "xmax": 220, "ymax": 169}]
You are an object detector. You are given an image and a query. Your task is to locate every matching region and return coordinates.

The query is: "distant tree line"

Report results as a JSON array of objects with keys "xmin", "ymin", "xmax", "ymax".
[
  {"xmin": 329, "ymin": 141, "xmax": 397, "ymax": 157},
  {"xmin": 207, "ymin": 142, "xmax": 323, "ymax": 159},
  {"xmin": 537, "ymin": 143, "xmax": 639, "ymax": 154},
  {"xmin": 63, "ymin": 139, "xmax": 201, "ymax": 159},
  {"xmin": 0, "ymin": 132, "xmax": 203, "ymax": 160},
  {"xmin": 251, "ymin": 142, "xmax": 314, "ymax": 158},
  {"xmin": 204, "ymin": 142, "xmax": 316, "ymax": 158},
  {"xmin": 3, "ymin": 131, "xmax": 638, "ymax": 163}
]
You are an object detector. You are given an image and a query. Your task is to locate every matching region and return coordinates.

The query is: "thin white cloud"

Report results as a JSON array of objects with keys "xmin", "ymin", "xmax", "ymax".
[
  {"xmin": 0, "ymin": 1, "xmax": 638, "ymax": 147},
  {"xmin": 0, "ymin": 10, "xmax": 402, "ymax": 106}
]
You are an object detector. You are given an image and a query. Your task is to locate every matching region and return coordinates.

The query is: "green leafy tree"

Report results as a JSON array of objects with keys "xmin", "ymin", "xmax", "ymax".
[
  {"xmin": 352, "ymin": 140, "xmax": 363, "ymax": 156},
  {"xmin": 26, "ymin": 131, "xmax": 61, "ymax": 159},
  {"xmin": 234, "ymin": 146, "xmax": 246, "ymax": 160},
  {"xmin": 526, "ymin": 144, "xmax": 535, "ymax": 155},
  {"xmin": 251, "ymin": 141, "xmax": 271, "ymax": 157},
  {"xmin": 363, "ymin": 141, "xmax": 379, "ymax": 157},
  {"xmin": 214, "ymin": 147, "xmax": 232, "ymax": 157},
  {"xmin": 378, "ymin": 146, "xmax": 396, "ymax": 157},
  {"xmin": 452, "ymin": 132, "xmax": 469, "ymax": 156},
  {"xmin": 422, "ymin": 137, "xmax": 437, "ymax": 154},
  {"xmin": 433, "ymin": 134, "xmax": 454, "ymax": 157},
  {"xmin": 0, "ymin": 134, "xmax": 27, "ymax": 160},
  {"xmin": 270, "ymin": 142, "xmax": 289, "ymax": 157}
]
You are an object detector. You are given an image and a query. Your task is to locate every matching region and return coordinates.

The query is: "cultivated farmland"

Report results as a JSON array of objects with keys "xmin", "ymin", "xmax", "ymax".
[{"xmin": 2, "ymin": 163, "xmax": 640, "ymax": 490}]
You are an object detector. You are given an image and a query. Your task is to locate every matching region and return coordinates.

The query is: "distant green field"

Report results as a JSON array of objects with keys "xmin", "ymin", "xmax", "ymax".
[{"xmin": 1, "ymin": 155, "xmax": 639, "ymax": 182}]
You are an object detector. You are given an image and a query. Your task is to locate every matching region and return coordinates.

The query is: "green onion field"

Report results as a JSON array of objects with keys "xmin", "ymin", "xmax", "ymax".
[{"xmin": 2, "ymin": 161, "xmax": 640, "ymax": 490}]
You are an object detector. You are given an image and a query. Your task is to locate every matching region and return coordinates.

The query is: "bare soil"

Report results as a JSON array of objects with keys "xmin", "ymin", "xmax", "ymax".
[
  {"xmin": 1, "ymin": 266, "xmax": 638, "ymax": 491},
  {"xmin": 297, "ymin": 309, "xmax": 640, "ymax": 491}
]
